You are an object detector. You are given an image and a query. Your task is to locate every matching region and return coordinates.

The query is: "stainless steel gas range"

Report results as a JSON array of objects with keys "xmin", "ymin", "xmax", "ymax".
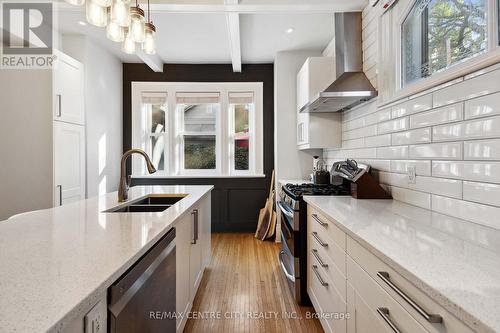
[{"xmin": 277, "ymin": 183, "xmax": 350, "ymax": 304}]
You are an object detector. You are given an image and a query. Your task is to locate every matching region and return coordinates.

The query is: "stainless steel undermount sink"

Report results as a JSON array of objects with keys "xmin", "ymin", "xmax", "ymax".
[{"xmin": 104, "ymin": 195, "xmax": 186, "ymax": 213}]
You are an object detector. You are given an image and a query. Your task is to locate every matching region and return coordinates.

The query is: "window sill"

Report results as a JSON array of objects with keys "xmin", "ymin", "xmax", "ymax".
[{"xmin": 131, "ymin": 174, "xmax": 267, "ymax": 179}]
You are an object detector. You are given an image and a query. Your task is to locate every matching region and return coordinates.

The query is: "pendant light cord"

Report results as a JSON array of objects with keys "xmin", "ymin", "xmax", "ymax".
[{"xmin": 147, "ymin": 0, "xmax": 150, "ymax": 23}]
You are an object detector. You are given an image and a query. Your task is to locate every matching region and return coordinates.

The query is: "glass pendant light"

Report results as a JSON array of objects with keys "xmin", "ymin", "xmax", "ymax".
[
  {"xmin": 142, "ymin": 22, "xmax": 156, "ymax": 55},
  {"xmin": 86, "ymin": 0, "xmax": 108, "ymax": 27},
  {"xmin": 130, "ymin": 3, "xmax": 146, "ymax": 43},
  {"xmin": 110, "ymin": 0, "xmax": 131, "ymax": 27},
  {"xmin": 142, "ymin": 0, "xmax": 156, "ymax": 55},
  {"xmin": 106, "ymin": 20, "xmax": 125, "ymax": 42},
  {"xmin": 121, "ymin": 28, "xmax": 136, "ymax": 54}
]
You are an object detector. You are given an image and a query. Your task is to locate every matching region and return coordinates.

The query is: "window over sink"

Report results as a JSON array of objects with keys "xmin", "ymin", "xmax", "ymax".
[
  {"xmin": 401, "ymin": 0, "xmax": 488, "ymax": 86},
  {"xmin": 131, "ymin": 82, "xmax": 263, "ymax": 177}
]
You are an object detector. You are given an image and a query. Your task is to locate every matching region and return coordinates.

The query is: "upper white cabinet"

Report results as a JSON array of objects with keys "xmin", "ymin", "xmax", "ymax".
[
  {"xmin": 53, "ymin": 50, "xmax": 85, "ymax": 125},
  {"xmin": 53, "ymin": 121, "xmax": 86, "ymax": 206},
  {"xmin": 297, "ymin": 57, "xmax": 341, "ymax": 150}
]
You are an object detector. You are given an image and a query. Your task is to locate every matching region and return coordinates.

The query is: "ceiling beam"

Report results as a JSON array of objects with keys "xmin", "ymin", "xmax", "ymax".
[
  {"xmin": 224, "ymin": 0, "xmax": 241, "ymax": 72},
  {"xmin": 136, "ymin": 49, "xmax": 164, "ymax": 72}
]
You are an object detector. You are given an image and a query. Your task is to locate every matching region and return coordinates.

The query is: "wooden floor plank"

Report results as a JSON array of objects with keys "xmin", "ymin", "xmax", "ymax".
[{"xmin": 184, "ymin": 233, "xmax": 324, "ymax": 333}]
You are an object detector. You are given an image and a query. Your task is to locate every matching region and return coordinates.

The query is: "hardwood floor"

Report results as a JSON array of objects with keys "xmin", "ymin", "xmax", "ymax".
[{"xmin": 184, "ymin": 233, "xmax": 324, "ymax": 333}]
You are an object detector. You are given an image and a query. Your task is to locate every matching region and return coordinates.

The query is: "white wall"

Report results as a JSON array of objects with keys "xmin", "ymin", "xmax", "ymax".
[
  {"xmin": 274, "ymin": 50, "xmax": 323, "ymax": 183},
  {"xmin": 0, "ymin": 69, "xmax": 53, "ymax": 220},
  {"xmin": 63, "ymin": 35, "xmax": 123, "ymax": 197}
]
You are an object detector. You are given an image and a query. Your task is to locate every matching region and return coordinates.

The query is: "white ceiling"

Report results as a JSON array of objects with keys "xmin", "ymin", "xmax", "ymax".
[{"xmin": 56, "ymin": 2, "xmax": 340, "ymax": 65}]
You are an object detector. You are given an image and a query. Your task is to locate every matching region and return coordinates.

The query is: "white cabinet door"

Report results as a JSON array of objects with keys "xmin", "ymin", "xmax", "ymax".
[
  {"xmin": 53, "ymin": 121, "xmax": 86, "ymax": 206},
  {"xmin": 53, "ymin": 50, "xmax": 84, "ymax": 125},
  {"xmin": 189, "ymin": 208, "xmax": 203, "ymax": 300},
  {"xmin": 175, "ymin": 215, "xmax": 192, "ymax": 333}
]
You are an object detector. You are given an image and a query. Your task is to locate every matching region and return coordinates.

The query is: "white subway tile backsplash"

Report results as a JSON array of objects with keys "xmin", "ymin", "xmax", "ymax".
[
  {"xmin": 365, "ymin": 134, "xmax": 391, "ymax": 148},
  {"xmin": 323, "ymin": 68, "xmax": 500, "ymax": 225},
  {"xmin": 391, "ymin": 94, "xmax": 432, "ymax": 118},
  {"xmin": 377, "ymin": 146, "xmax": 409, "ymax": 159},
  {"xmin": 409, "ymin": 142, "xmax": 463, "ymax": 159},
  {"xmin": 464, "ymin": 138, "xmax": 500, "ymax": 160},
  {"xmin": 390, "ymin": 160, "xmax": 432, "ymax": 176},
  {"xmin": 365, "ymin": 109, "xmax": 391, "ymax": 126},
  {"xmin": 465, "ymin": 92, "xmax": 500, "ymax": 119},
  {"xmin": 391, "ymin": 128, "xmax": 431, "ymax": 145},
  {"xmin": 342, "ymin": 138, "xmax": 365, "ymax": 149},
  {"xmin": 377, "ymin": 118, "xmax": 408, "ymax": 134},
  {"xmin": 463, "ymin": 181, "xmax": 500, "ymax": 207},
  {"xmin": 433, "ymin": 69, "xmax": 500, "ymax": 107},
  {"xmin": 389, "ymin": 186, "xmax": 431, "ymax": 209},
  {"xmin": 432, "ymin": 195, "xmax": 500, "ymax": 230},
  {"xmin": 409, "ymin": 103, "xmax": 463, "ymax": 128},
  {"xmin": 378, "ymin": 172, "xmax": 462, "ymax": 198},
  {"xmin": 432, "ymin": 161, "xmax": 500, "ymax": 183},
  {"xmin": 432, "ymin": 116, "xmax": 500, "ymax": 142}
]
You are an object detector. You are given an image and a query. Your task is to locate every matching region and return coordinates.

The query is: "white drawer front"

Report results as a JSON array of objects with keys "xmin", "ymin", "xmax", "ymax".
[
  {"xmin": 347, "ymin": 236, "xmax": 474, "ymax": 333},
  {"xmin": 308, "ymin": 206, "xmax": 346, "ymax": 250},
  {"xmin": 347, "ymin": 255, "xmax": 429, "ymax": 333},
  {"xmin": 309, "ymin": 214, "xmax": 346, "ymax": 277},
  {"xmin": 309, "ymin": 240, "xmax": 347, "ymax": 300},
  {"xmin": 308, "ymin": 258, "xmax": 348, "ymax": 333}
]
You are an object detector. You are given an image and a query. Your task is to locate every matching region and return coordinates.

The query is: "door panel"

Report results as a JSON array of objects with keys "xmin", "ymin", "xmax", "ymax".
[
  {"xmin": 53, "ymin": 122, "xmax": 85, "ymax": 206},
  {"xmin": 53, "ymin": 51, "xmax": 84, "ymax": 125}
]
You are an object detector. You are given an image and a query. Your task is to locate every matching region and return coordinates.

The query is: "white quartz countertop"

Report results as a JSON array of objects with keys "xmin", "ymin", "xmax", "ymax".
[
  {"xmin": 304, "ymin": 196, "xmax": 500, "ymax": 333},
  {"xmin": 0, "ymin": 185, "xmax": 213, "ymax": 333}
]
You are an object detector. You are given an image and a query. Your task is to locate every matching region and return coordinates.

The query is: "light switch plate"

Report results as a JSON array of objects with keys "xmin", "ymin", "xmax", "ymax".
[
  {"xmin": 407, "ymin": 165, "xmax": 417, "ymax": 184},
  {"xmin": 84, "ymin": 300, "xmax": 107, "ymax": 333}
]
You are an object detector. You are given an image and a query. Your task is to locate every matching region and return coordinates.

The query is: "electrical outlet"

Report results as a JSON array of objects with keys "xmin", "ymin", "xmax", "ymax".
[
  {"xmin": 407, "ymin": 165, "xmax": 416, "ymax": 184},
  {"xmin": 84, "ymin": 300, "xmax": 106, "ymax": 333}
]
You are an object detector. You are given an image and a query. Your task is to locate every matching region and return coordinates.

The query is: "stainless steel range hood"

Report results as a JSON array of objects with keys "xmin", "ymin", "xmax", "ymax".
[{"xmin": 300, "ymin": 12, "xmax": 377, "ymax": 113}]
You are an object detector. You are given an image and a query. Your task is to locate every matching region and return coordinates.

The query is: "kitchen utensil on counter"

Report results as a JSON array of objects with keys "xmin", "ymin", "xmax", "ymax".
[{"xmin": 312, "ymin": 158, "xmax": 330, "ymax": 185}]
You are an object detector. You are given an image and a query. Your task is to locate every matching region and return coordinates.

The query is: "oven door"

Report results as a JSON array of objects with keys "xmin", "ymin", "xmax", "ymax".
[{"xmin": 278, "ymin": 201, "xmax": 295, "ymax": 256}]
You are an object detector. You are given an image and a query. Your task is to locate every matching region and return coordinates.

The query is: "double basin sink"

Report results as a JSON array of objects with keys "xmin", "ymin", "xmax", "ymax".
[{"xmin": 106, "ymin": 195, "xmax": 186, "ymax": 213}]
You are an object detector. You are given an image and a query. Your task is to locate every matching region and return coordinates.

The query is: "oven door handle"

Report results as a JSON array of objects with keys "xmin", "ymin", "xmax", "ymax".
[
  {"xmin": 278, "ymin": 201, "xmax": 294, "ymax": 219},
  {"xmin": 278, "ymin": 250, "xmax": 295, "ymax": 282}
]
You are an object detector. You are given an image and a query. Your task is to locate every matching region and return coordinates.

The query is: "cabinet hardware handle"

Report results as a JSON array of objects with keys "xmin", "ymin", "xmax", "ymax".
[
  {"xmin": 377, "ymin": 308, "xmax": 402, "ymax": 333},
  {"xmin": 311, "ymin": 249, "xmax": 328, "ymax": 267},
  {"xmin": 312, "ymin": 232, "xmax": 328, "ymax": 247},
  {"xmin": 377, "ymin": 271, "xmax": 442, "ymax": 323},
  {"xmin": 312, "ymin": 265, "xmax": 328, "ymax": 287},
  {"xmin": 56, "ymin": 185, "xmax": 62, "ymax": 206},
  {"xmin": 56, "ymin": 94, "xmax": 62, "ymax": 117},
  {"xmin": 312, "ymin": 214, "xmax": 327, "ymax": 227},
  {"xmin": 191, "ymin": 209, "xmax": 199, "ymax": 244}
]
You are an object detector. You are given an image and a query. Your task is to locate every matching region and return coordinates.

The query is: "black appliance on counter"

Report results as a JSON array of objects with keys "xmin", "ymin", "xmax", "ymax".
[
  {"xmin": 277, "ymin": 182, "xmax": 350, "ymax": 304},
  {"xmin": 108, "ymin": 228, "xmax": 176, "ymax": 333}
]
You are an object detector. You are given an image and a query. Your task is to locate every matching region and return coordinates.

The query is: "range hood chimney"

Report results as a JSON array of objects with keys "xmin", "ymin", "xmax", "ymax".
[{"xmin": 300, "ymin": 12, "xmax": 377, "ymax": 113}]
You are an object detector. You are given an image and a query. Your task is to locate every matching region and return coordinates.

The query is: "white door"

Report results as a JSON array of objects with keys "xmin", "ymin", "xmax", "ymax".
[
  {"xmin": 53, "ymin": 122, "xmax": 86, "ymax": 206},
  {"xmin": 189, "ymin": 208, "xmax": 203, "ymax": 300},
  {"xmin": 53, "ymin": 50, "xmax": 85, "ymax": 125},
  {"xmin": 199, "ymin": 195, "xmax": 212, "ymax": 268}
]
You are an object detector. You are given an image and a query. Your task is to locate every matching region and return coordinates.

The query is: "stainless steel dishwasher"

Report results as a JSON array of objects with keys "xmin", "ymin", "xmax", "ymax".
[{"xmin": 108, "ymin": 228, "xmax": 176, "ymax": 333}]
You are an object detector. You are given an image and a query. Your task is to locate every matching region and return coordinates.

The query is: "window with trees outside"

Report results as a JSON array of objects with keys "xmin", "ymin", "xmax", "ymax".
[
  {"xmin": 131, "ymin": 82, "xmax": 263, "ymax": 177},
  {"xmin": 402, "ymin": 0, "xmax": 487, "ymax": 86}
]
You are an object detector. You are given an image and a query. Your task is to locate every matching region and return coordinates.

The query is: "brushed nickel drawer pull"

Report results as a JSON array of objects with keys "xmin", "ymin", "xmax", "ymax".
[
  {"xmin": 312, "ymin": 232, "xmax": 328, "ymax": 247},
  {"xmin": 311, "ymin": 249, "xmax": 328, "ymax": 267},
  {"xmin": 312, "ymin": 214, "xmax": 327, "ymax": 227},
  {"xmin": 312, "ymin": 265, "xmax": 328, "ymax": 287},
  {"xmin": 377, "ymin": 307, "xmax": 402, "ymax": 333},
  {"xmin": 377, "ymin": 271, "xmax": 443, "ymax": 323}
]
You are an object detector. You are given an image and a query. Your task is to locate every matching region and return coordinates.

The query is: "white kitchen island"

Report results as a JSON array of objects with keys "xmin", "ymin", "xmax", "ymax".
[{"xmin": 0, "ymin": 185, "xmax": 213, "ymax": 333}]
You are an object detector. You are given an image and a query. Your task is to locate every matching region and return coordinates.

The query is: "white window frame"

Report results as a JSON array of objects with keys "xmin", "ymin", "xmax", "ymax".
[
  {"xmin": 131, "ymin": 81, "xmax": 264, "ymax": 178},
  {"xmin": 379, "ymin": 0, "xmax": 500, "ymax": 103}
]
